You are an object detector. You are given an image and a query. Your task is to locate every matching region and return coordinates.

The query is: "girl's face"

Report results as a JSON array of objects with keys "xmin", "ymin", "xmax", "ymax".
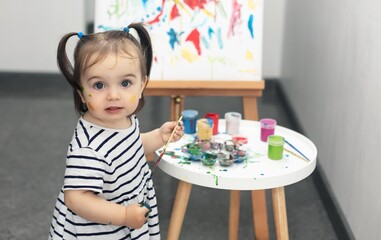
[{"xmin": 79, "ymin": 52, "xmax": 145, "ymax": 129}]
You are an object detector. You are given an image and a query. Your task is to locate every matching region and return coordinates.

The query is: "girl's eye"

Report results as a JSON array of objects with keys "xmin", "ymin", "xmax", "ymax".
[
  {"xmin": 121, "ymin": 80, "xmax": 131, "ymax": 88},
  {"xmin": 93, "ymin": 82, "xmax": 105, "ymax": 90}
]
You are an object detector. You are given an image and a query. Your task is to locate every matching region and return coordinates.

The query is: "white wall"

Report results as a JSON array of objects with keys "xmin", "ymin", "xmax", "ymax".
[
  {"xmin": 263, "ymin": 0, "xmax": 285, "ymax": 78},
  {"xmin": 281, "ymin": 1, "xmax": 381, "ymax": 239},
  {"xmin": 0, "ymin": 0, "xmax": 86, "ymax": 73},
  {"xmin": 0, "ymin": 0, "xmax": 284, "ymax": 78}
]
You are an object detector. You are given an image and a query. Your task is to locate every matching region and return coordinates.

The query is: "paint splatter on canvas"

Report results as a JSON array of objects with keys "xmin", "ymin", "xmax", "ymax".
[{"xmin": 95, "ymin": 0, "xmax": 263, "ymax": 81}]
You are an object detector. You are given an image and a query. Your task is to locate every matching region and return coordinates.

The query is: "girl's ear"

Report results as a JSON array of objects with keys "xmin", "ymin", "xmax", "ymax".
[
  {"xmin": 140, "ymin": 75, "xmax": 148, "ymax": 99},
  {"xmin": 143, "ymin": 75, "xmax": 148, "ymax": 87},
  {"xmin": 77, "ymin": 87, "xmax": 86, "ymax": 103}
]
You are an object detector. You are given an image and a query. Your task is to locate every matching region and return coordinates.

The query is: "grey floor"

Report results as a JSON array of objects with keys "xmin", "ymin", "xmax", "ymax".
[{"xmin": 0, "ymin": 75, "xmax": 338, "ymax": 240}]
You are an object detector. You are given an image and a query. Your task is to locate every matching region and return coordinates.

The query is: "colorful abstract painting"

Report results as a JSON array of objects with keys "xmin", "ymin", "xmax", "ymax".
[{"xmin": 95, "ymin": 0, "xmax": 263, "ymax": 81}]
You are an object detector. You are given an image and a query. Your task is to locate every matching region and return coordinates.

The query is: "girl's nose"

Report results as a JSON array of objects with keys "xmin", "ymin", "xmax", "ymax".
[{"xmin": 107, "ymin": 87, "xmax": 121, "ymax": 100}]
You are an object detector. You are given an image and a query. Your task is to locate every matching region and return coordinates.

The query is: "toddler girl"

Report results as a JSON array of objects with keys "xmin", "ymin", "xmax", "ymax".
[{"xmin": 49, "ymin": 23, "xmax": 183, "ymax": 239}]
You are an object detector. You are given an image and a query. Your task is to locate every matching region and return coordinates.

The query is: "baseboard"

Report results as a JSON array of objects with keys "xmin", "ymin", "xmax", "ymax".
[
  {"xmin": 0, "ymin": 72, "xmax": 71, "ymax": 97},
  {"xmin": 270, "ymin": 79, "xmax": 355, "ymax": 240}
]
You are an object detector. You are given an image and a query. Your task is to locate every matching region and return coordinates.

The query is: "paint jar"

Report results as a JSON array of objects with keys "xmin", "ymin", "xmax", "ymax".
[
  {"xmin": 210, "ymin": 138, "xmax": 224, "ymax": 151},
  {"xmin": 268, "ymin": 135, "xmax": 284, "ymax": 160},
  {"xmin": 218, "ymin": 152, "xmax": 234, "ymax": 167},
  {"xmin": 202, "ymin": 152, "xmax": 218, "ymax": 166},
  {"xmin": 197, "ymin": 118, "xmax": 213, "ymax": 140},
  {"xmin": 225, "ymin": 112, "xmax": 241, "ymax": 135},
  {"xmin": 231, "ymin": 150, "xmax": 248, "ymax": 163},
  {"xmin": 205, "ymin": 112, "xmax": 219, "ymax": 135},
  {"xmin": 224, "ymin": 140, "xmax": 235, "ymax": 152},
  {"xmin": 182, "ymin": 110, "xmax": 198, "ymax": 134},
  {"xmin": 232, "ymin": 135, "xmax": 248, "ymax": 145},
  {"xmin": 260, "ymin": 118, "xmax": 277, "ymax": 142}
]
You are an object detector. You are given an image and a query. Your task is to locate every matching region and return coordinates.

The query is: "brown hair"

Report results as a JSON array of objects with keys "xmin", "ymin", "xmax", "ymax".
[{"xmin": 57, "ymin": 23, "xmax": 153, "ymax": 115}]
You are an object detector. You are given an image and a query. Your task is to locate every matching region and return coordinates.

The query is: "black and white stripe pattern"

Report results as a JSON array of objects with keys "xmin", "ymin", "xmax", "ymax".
[{"xmin": 49, "ymin": 116, "xmax": 160, "ymax": 239}]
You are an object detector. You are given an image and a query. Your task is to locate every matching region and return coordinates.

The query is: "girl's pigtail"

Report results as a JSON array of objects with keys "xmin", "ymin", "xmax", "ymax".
[
  {"xmin": 128, "ymin": 23, "xmax": 153, "ymax": 78},
  {"xmin": 57, "ymin": 32, "xmax": 86, "ymax": 114},
  {"xmin": 57, "ymin": 33, "xmax": 80, "ymax": 90}
]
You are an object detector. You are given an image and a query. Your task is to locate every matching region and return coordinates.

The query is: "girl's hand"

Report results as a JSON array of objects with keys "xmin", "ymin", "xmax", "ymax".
[
  {"xmin": 160, "ymin": 120, "xmax": 184, "ymax": 144},
  {"xmin": 140, "ymin": 119, "xmax": 185, "ymax": 155},
  {"xmin": 124, "ymin": 203, "xmax": 150, "ymax": 229}
]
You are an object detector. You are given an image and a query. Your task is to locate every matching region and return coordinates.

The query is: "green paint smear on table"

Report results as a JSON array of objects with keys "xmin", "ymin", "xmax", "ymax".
[
  {"xmin": 164, "ymin": 151, "xmax": 176, "ymax": 156},
  {"xmin": 242, "ymin": 152, "xmax": 262, "ymax": 168},
  {"xmin": 206, "ymin": 171, "xmax": 219, "ymax": 186},
  {"xmin": 164, "ymin": 151, "xmax": 185, "ymax": 159},
  {"xmin": 250, "ymin": 152, "xmax": 265, "ymax": 158},
  {"xmin": 178, "ymin": 161, "xmax": 191, "ymax": 165}
]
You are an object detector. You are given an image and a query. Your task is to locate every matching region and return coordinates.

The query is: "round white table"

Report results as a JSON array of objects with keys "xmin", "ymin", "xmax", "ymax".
[{"xmin": 156, "ymin": 120, "xmax": 317, "ymax": 240}]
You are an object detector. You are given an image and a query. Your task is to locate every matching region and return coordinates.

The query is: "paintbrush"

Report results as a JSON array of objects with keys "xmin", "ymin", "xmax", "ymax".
[
  {"xmin": 284, "ymin": 139, "xmax": 310, "ymax": 161},
  {"xmin": 152, "ymin": 116, "xmax": 183, "ymax": 174},
  {"xmin": 284, "ymin": 148, "xmax": 310, "ymax": 163}
]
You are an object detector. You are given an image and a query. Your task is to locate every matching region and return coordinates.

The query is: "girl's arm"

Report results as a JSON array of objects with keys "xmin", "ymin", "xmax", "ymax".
[
  {"xmin": 64, "ymin": 190, "xmax": 149, "ymax": 229},
  {"xmin": 141, "ymin": 121, "xmax": 184, "ymax": 155}
]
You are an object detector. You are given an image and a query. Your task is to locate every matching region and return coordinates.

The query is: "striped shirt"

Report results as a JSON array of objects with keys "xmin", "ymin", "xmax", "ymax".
[{"xmin": 49, "ymin": 116, "xmax": 160, "ymax": 239}]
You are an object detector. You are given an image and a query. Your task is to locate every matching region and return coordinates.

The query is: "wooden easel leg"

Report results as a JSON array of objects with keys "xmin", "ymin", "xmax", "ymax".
[
  {"xmin": 167, "ymin": 181, "xmax": 192, "ymax": 240},
  {"xmin": 272, "ymin": 187, "xmax": 289, "ymax": 240},
  {"xmin": 251, "ymin": 190, "xmax": 269, "ymax": 240},
  {"xmin": 229, "ymin": 190, "xmax": 241, "ymax": 240},
  {"xmin": 242, "ymin": 96, "xmax": 259, "ymax": 121},
  {"xmin": 170, "ymin": 96, "xmax": 185, "ymax": 121}
]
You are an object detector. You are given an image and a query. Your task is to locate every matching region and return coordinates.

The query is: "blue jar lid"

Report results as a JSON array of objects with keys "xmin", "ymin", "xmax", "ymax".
[
  {"xmin": 182, "ymin": 110, "xmax": 198, "ymax": 118},
  {"xmin": 206, "ymin": 118, "xmax": 214, "ymax": 127}
]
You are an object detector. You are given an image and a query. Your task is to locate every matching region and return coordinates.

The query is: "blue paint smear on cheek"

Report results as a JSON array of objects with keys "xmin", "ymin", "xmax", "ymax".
[{"xmin": 248, "ymin": 14, "xmax": 254, "ymax": 39}]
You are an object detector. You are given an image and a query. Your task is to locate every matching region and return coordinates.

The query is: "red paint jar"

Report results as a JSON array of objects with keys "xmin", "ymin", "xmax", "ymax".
[{"xmin": 205, "ymin": 113, "xmax": 219, "ymax": 135}]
